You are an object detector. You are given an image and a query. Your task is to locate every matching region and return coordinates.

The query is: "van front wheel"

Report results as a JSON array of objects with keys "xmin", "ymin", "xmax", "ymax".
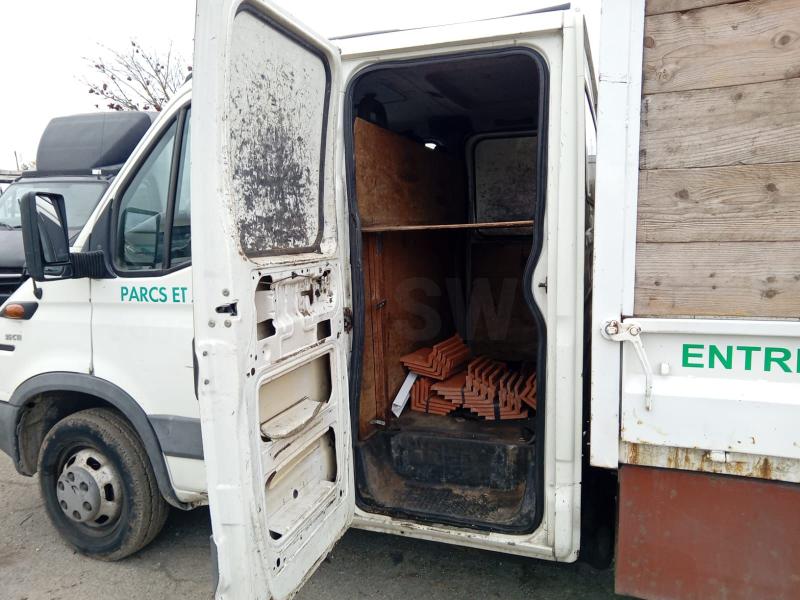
[{"xmin": 37, "ymin": 408, "xmax": 169, "ymax": 560}]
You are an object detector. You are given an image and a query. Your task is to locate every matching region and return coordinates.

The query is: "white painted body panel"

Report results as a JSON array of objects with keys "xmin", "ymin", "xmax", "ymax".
[
  {"xmin": 620, "ymin": 319, "xmax": 800, "ymax": 472},
  {"xmin": 81, "ymin": 87, "xmax": 204, "ymax": 503},
  {"xmin": 91, "ymin": 268, "xmax": 195, "ymax": 419},
  {"xmin": 589, "ymin": 0, "xmax": 645, "ymax": 470},
  {"xmin": 165, "ymin": 455, "xmax": 207, "ymax": 494},
  {"xmin": 0, "ymin": 278, "xmax": 91, "ymax": 401},
  {"xmin": 91, "ymin": 266, "xmax": 204, "ymax": 501}
]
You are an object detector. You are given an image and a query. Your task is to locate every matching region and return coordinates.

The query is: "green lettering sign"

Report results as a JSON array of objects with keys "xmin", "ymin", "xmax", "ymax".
[
  {"xmin": 736, "ymin": 346, "xmax": 761, "ymax": 371},
  {"xmin": 119, "ymin": 285, "xmax": 190, "ymax": 304},
  {"xmin": 708, "ymin": 344, "xmax": 733, "ymax": 369},
  {"xmin": 680, "ymin": 342, "xmax": 800, "ymax": 375},
  {"xmin": 764, "ymin": 347, "xmax": 792, "ymax": 373},
  {"xmin": 682, "ymin": 344, "xmax": 704, "ymax": 368}
]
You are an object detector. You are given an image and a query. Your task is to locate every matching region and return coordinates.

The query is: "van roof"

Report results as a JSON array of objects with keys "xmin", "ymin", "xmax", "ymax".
[{"xmin": 329, "ymin": 3, "xmax": 570, "ymax": 41}]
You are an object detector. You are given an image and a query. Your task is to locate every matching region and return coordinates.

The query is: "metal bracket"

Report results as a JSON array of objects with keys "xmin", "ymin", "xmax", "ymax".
[{"xmin": 601, "ymin": 319, "xmax": 654, "ymax": 410}]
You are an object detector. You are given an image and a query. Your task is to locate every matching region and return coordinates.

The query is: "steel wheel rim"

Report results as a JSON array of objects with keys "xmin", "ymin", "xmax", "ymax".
[{"xmin": 56, "ymin": 448, "xmax": 123, "ymax": 529}]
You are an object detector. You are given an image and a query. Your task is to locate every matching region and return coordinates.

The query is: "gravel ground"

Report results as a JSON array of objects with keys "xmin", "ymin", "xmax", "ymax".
[{"xmin": 0, "ymin": 454, "xmax": 620, "ymax": 599}]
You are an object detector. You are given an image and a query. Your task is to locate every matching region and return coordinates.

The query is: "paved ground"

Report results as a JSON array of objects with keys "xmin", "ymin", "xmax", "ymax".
[{"xmin": 0, "ymin": 454, "xmax": 620, "ymax": 599}]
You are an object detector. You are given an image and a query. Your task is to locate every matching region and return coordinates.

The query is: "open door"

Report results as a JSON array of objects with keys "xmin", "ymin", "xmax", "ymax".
[{"xmin": 192, "ymin": 2, "xmax": 353, "ymax": 598}]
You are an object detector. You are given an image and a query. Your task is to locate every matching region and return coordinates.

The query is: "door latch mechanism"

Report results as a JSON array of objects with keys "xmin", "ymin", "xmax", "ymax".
[{"xmin": 601, "ymin": 319, "xmax": 654, "ymax": 410}]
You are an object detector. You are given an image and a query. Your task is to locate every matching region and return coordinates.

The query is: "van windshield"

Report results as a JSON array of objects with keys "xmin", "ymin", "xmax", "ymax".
[{"xmin": 0, "ymin": 179, "xmax": 108, "ymax": 234}]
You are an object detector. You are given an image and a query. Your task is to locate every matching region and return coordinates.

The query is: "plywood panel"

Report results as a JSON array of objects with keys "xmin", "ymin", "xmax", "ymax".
[
  {"xmin": 468, "ymin": 241, "xmax": 537, "ymax": 361},
  {"xmin": 643, "ymin": 0, "xmax": 800, "ymax": 94},
  {"xmin": 634, "ymin": 241, "xmax": 800, "ymax": 317},
  {"xmin": 381, "ymin": 232, "xmax": 459, "ymax": 400},
  {"xmin": 640, "ymin": 77, "xmax": 800, "ymax": 169},
  {"xmin": 646, "ymin": 0, "xmax": 736, "ymax": 16},
  {"xmin": 353, "ymin": 118, "xmax": 466, "ymax": 228},
  {"xmin": 358, "ymin": 234, "xmax": 383, "ymax": 440},
  {"xmin": 637, "ymin": 163, "xmax": 800, "ymax": 242},
  {"xmin": 358, "ymin": 231, "xmax": 460, "ymax": 434}
]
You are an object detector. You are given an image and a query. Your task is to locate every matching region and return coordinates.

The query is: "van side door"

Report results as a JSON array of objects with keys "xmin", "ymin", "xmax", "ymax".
[
  {"xmin": 192, "ymin": 1, "xmax": 353, "ymax": 598},
  {"xmin": 90, "ymin": 100, "xmax": 203, "ymax": 498}
]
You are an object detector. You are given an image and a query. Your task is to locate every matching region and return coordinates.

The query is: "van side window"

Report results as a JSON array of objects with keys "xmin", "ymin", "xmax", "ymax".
[
  {"xmin": 170, "ymin": 110, "xmax": 191, "ymax": 267},
  {"xmin": 585, "ymin": 90, "xmax": 597, "ymax": 157},
  {"xmin": 115, "ymin": 107, "xmax": 191, "ymax": 272},
  {"xmin": 116, "ymin": 121, "xmax": 176, "ymax": 270}
]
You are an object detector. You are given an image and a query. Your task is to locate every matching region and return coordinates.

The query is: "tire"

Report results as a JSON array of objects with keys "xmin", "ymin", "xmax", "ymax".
[{"xmin": 37, "ymin": 407, "xmax": 169, "ymax": 560}]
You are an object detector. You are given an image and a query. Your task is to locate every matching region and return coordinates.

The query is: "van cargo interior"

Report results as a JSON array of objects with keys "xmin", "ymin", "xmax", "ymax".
[{"xmin": 346, "ymin": 51, "xmax": 547, "ymax": 533}]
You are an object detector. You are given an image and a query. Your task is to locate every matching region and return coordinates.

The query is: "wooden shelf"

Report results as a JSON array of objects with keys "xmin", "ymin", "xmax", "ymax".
[{"xmin": 361, "ymin": 220, "xmax": 534, "ymax": 233}]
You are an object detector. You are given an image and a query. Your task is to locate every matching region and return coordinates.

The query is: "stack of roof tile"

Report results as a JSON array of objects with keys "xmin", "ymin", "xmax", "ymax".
[
  {"xmin": 400, "ymin": 335, "xmax": 471, "ymax": 381},
  {"xmin": 432, "ymin": 358, "xmax": 533, "ymax": 420},
  {"xmin": 404, "ymin": 343, "xmax": 536, "ymax": 421},
  {"xmin": 409, "ymin": 376, "xmax": 456, "ymax": 416}
]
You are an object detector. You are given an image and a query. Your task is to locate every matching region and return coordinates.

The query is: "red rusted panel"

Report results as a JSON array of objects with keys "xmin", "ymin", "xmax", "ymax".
[{"xmin": 617, "ymin": 464, "xmax": 800, "ymax": 600}]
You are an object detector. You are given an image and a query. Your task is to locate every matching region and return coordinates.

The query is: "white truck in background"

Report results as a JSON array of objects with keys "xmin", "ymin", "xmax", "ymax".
[{"xmin": 3, "ymin": 2, "xmax": 800, "ymax": 599}]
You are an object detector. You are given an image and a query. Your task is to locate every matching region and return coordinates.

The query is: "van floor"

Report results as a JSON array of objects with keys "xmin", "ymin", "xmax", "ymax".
[{"xmin": 356, "ymin": 412, "xmax": 537, "ymax": 531}]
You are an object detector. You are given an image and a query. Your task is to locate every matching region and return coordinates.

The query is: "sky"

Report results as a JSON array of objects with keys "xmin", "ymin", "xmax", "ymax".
[{"xmin": 0, "ymin": 0, "xmax": 600, "ymax": 171}]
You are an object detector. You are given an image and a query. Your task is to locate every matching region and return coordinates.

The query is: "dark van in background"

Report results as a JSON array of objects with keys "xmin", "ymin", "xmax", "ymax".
[{"xmin": 0, "ymin": 111, "xmax": 154, "ymax": 302}]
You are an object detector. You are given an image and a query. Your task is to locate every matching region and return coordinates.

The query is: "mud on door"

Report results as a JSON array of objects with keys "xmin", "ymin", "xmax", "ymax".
[{"xmin": 192, "ymin": 2, "xmax": 353, "ymax": 599}]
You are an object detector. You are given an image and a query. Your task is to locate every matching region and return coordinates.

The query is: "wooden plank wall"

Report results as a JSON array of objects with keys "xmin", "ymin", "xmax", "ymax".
[
  {"xmin": 358, "ymin": 231, "xmax": 458, "ymax": 439},
  {"xmin": 635, "ymin": 0, "xmax": 800, "ymax": 317}
]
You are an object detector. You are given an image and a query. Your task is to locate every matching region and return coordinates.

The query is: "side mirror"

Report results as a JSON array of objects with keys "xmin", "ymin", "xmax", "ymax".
[{"xmin": 19, "ymin": 191, "xmax": 71, "ymax": 281}]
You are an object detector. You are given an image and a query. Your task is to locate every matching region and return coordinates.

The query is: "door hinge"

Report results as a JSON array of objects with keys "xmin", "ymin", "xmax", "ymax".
[
  {"xmin": 601, "ymin": 319, "xmax": 654, "ymax": 410},
  {"xmin": 343, "ymin": 307, "xmax": 353, "ymax": 333}
]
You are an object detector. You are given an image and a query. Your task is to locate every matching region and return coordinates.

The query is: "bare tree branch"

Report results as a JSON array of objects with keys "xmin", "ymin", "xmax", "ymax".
[{"xmin": 83, "ymin": 40, "xmax": 191, "ymax": 111}]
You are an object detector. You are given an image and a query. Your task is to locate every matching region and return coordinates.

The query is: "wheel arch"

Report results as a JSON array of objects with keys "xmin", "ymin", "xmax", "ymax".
[{"xmin": 8, "ymin": 372, "xmax": 193, "ymax": 510}]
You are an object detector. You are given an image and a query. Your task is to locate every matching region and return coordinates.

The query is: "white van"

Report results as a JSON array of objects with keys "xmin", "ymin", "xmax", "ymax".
[
  {"xmin": 4, "ymin": 2, "xmax": 800, "ymax": 599},
  {"xmin": 1, "ymin": 83, "xmax": 198, "ymax": 559},
  {"xmin": 3, "ymin": 0, "xmax": 594, "ymax": 582}
]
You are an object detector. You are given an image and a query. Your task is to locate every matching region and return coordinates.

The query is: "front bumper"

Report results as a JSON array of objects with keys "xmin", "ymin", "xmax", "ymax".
[{"xmin": 0, "ymin": 400, "xmax": 19, "ymax": 460}]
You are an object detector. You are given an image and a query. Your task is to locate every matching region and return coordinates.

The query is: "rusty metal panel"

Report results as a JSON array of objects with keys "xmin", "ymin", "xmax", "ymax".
[
  {"xmin": 617, "ymin": 464, "xmax": 800, "ymax": 600},
  {"xmin": 620, "ymin": 441, "xmax": 800, "ymax": 484}
]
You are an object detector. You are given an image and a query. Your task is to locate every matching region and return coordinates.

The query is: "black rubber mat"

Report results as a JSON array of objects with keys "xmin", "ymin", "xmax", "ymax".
[{"xmin": 356, "ymin": 413, "xmax": 537, "ymax": 533}]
